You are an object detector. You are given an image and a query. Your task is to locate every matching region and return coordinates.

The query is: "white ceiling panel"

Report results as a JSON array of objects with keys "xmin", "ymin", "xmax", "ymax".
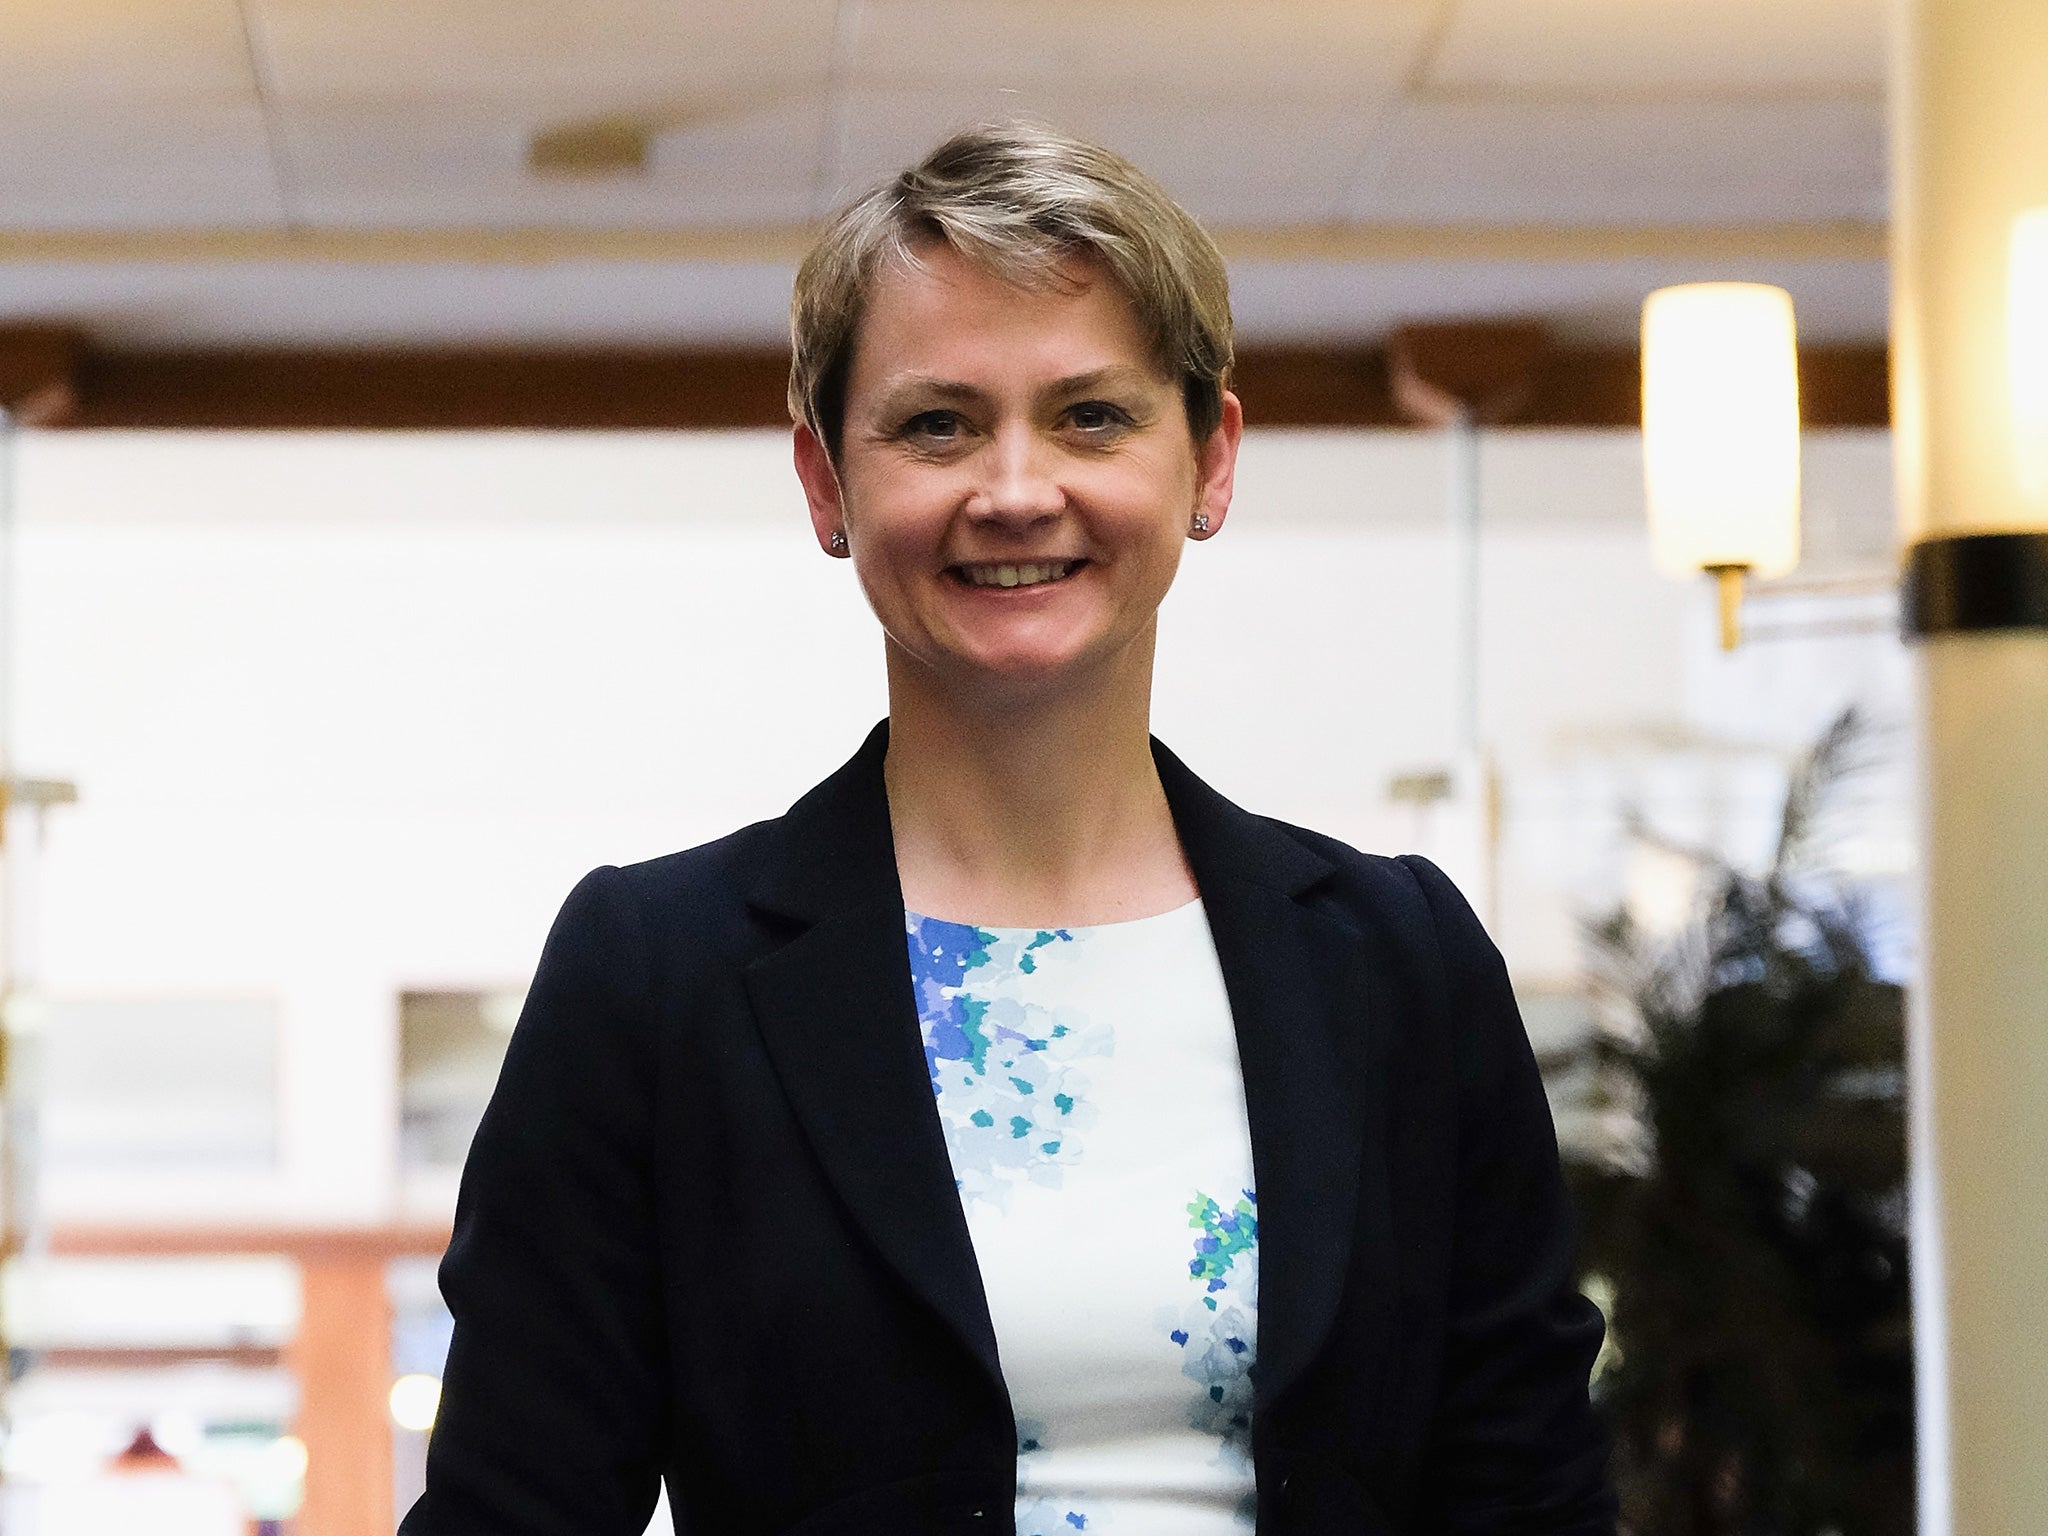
[
  {"xmin": 0, "ymin": 0, "xmax": 253, "ymax": 107},
  {"xmin": 848, "ymin": 0, "xmax": 1436, "ymax": 103},
  {"xmin": 253, "ymin": 0, "xmax": 836, "ymax": 110},
  {"xmin": 0, "ymin": 0, "xmax": 1902, "ymax": 348},
  {"xmin": 1429, "ymin": 0, "xmax": 1885, "ymax": 93},
  {"xmin": 281, "ymin": 95, "xmax": 826, "ymax": 227},
  {"xmin": 0, "ymin": 108, "xmax": 283, "ymax": 226},
  {"xmin": 1353, "ymin": 97, "xmax": 1886, "ymax": 225},
  {"xmin": 829, "ymin": 86, "xmax": 1379, "ymax": 225}
]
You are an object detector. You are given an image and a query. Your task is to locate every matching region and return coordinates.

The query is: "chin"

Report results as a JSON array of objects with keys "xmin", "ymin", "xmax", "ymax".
[
  {"xmin": 930, "ymin": 621, "xmax": 1089, "ymax": 675},
  {"xmin": 951, "ymin": 644, "xmax": 1125, "ymax": 703},
  {"xmin": 891, "ymin": 613, "xmax": 1147, "ymax": 704}
]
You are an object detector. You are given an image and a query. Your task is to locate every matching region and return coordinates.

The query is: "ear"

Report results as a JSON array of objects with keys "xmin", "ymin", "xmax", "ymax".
[
  {"xmin": 793, "ymin": 423, "xmax": 850, "ymax": 556},
  {"xmin": 1189, "ymin": 390, "xmax": 1244, "ymax": 539}
]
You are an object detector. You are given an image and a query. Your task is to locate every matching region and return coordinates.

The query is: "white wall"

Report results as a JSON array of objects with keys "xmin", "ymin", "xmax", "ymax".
[{"xmin": 5, "ymin": 426, "xmax": 1908, "ymax": 1224}]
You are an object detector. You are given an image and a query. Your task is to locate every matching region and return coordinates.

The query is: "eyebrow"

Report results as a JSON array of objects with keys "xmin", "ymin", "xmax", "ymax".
[{"xmin": 868, "ymin": 364, "xmax": 1164, "ymax": 416}]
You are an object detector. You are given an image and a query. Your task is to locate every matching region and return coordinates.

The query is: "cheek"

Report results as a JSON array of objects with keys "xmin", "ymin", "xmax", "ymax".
[
  {"xmin": 1098, "ymin": 453, "xmax": 1200, "ymax": 541},
  {"xmin": 839, "ymin": 489, "xmax": 936, "ymax": 577},
  {"xmin": 842, "ymin": 458, "xmax": 957, "ymax": 536},
  {"xmin": 1141, "ymin": 528, "xmax": 1188, "ymax": 594}
]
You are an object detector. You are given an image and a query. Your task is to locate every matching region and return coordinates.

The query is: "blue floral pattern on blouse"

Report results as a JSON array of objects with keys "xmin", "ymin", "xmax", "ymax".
[{"xmin": 906, "ymin": 913, "xmax": 1112, "ymax": 1210}]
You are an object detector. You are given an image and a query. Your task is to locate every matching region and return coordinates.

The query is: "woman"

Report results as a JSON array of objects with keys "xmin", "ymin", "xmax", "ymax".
[{"xmin": 403, "ymin": 124, "xmax": 1615, "ymax": 1536}]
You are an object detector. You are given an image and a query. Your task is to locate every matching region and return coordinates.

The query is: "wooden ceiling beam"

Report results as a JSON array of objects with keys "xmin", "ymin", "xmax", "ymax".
[
  {"xmin": 1387, "ymin": 320, "xmax": 1554, "ymax": 426},
  {"xmin": 70, "ymin": 348, "xmax": 795, "ymax": 431},
  {"xmin": 7, "ymin": 340, "xmax": 1890, "ymax": 431},
  {"xmin": 0, "ymin": 325, "xmax": 86, "ymax": 425}
]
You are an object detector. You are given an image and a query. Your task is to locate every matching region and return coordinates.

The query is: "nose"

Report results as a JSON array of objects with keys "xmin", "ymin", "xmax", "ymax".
[{"xmin": 965, "ymin": 421, "xmax": 1064, "ymax": 527}]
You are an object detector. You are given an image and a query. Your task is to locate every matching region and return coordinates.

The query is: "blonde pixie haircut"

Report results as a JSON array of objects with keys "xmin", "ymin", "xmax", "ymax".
[{"xmin": 788, "ymin": 122, "xmax": 1235, "ymax": 459}]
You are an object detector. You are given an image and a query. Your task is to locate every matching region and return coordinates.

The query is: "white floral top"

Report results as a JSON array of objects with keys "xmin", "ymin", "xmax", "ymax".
[{"xmin": 905, "ymin": 900, "xmax": 1258, "ymax": 1535}]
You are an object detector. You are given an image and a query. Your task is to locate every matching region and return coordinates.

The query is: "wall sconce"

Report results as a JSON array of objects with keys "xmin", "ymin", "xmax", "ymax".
[
  {"xmin": 1641, "ymin": 282, "xmax": 1802, "ymax": 649},
  {"xmin": 2010, "ymin": 207, "xmax": 2048, "ymax": 507}
]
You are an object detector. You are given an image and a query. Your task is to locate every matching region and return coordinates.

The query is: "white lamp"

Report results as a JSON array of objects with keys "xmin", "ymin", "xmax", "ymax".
[
  {"xmin": 1641, "ymin": 282, "xmax": 1802, "ymax": 648},
  {"xmin": 2009, "ymin": 207, "xmax": 2048, "ymax": 507}
]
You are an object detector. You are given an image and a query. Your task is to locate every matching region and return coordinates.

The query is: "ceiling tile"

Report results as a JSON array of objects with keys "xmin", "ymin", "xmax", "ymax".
[
  {"xmin": 0, "ymin": 107, "xmax": 283, "ymax": 227},
  {"xmin": 0, "ymin": 0, "xmax": 1900, "ymax": 350},
  {"xmin": 255, "ymin": 0, "xmax": 837, "ymax": 111},
  {"xmin": 281, "ymin": 94, "xmax": 826, "ymax": 227},
  {"xmin": 0, "ymin": 0, "xmax": 254, "ymax": 107},
  {"xmin": 1351, "ymin": 97, "xmax": 1886, "ymax": 225},
  {"xmin": 846, "ymin": 0, "xmax": 1436, "ymax": 103},
  {"xmin": 1428, "ymin": 0, "xmax": 1885, "ymax": 93},
  {"xmin": 829, "ymin": 84, "xmax": 1382, "ymax": 225}
]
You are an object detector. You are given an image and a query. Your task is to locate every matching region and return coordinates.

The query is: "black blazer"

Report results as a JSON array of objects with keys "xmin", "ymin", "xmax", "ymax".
[{"xmin": 402, "ymin": 724, "xmax": 1615, "ymax": 1536}]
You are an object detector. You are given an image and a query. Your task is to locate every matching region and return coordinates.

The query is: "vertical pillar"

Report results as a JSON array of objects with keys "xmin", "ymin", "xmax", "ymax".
[
  {"xmin": 1891, "ymin": 1, "xmax": 2048, "ymax": 1530},
  {"xmin": 289, "ymin": 1256, "xmax": 394, "ymax": 1536}
]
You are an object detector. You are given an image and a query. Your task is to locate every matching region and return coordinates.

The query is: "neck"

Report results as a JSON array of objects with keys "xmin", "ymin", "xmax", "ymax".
[{"xmin": 882, "ymin": 627, "xmax": 1196, "ymax": 927}]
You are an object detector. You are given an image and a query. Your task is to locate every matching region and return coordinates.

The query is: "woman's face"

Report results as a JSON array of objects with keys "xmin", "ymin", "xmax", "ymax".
[{"xmin": 794, "ymin": 242, "xmax": 1241, "ymax": 707}]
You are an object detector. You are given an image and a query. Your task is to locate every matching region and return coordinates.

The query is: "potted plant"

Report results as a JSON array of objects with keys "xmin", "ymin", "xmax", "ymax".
[{"xmin": 1555, "ymin": 709, "xmax": 1914, "ymax": 1535}]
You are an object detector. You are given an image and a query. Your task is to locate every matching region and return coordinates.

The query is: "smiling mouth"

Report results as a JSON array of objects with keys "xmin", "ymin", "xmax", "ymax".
[{"xmin": 950, "ymin": 559, "xmax": 1086, "ymax": 589}]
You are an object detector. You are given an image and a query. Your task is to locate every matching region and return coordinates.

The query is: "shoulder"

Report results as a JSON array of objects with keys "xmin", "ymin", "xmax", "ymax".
[
  {"xmin": 1152, "ymin": 737, "xmax": 1499, "ymax": 1009},
  {"xmin": 607, "ymin": 815, "xmax": 780, "ymax": 917},
  {"xmin": 546, "ymin": 725, "xmax": 896, "ymax": 977},
  {"xmin": 563, "ymin": 816, "xmax": 790, "ymax": 976},
  {"xmin": 1244, "ymin": 811, "xmax": 1486, "ymax": 972},
  {"xmin": 1238, "ymin": 812, "xmax": 1524, "ymax": 1086}
]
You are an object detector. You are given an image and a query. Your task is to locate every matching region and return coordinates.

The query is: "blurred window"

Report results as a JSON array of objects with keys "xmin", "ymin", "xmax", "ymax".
[
  {"xmin": 398, "ymin": 990, "xmax": 521, "ymax": 1170},
  {"xmin": 41, "ymin": 999, "xmax": 277, "ymax": 1170},
  {"xmin": 3, "ymin": 1256, "xmax": 299, "ymax": 1352}
]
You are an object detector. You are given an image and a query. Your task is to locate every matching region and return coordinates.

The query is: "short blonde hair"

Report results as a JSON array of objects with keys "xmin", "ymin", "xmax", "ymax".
[{"xmin": 788, "ymin": 122, "xmax": 1234, "ymax": 458}]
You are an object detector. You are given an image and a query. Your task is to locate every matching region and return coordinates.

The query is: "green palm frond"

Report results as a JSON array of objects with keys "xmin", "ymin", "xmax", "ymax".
[{"xmin": 1564, "ymin": 708, "xmax": 1913, "ymax": 1536}]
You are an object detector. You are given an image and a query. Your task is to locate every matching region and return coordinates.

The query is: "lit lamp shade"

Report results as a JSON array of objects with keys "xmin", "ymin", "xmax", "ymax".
[
  {"xmin": 2010, "ymin": 207, "xmax": 2048, "ymax": 506},
  {"xmin": 1641, "ymin": 282, "xmax": 1802, "ymax": 579}
]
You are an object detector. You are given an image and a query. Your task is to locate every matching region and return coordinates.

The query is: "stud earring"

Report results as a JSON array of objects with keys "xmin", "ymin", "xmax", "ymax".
[
  {"xmin": 829, "ymin": 529, "xmax": 848, "ymax": 555},
  {"xmin": 1190, "ymin": 513, "xmax": 1210, "ymax": 536}
]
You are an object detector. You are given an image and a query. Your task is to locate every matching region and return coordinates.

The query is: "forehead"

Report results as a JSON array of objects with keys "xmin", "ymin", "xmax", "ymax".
[{"xmin": 845, "ymin": 242, "xmax": 1166, "ymax": 403}]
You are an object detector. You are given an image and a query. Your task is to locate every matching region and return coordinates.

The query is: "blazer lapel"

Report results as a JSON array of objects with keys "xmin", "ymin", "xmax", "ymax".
[
  {"xmin": 738, "ymin": 724, "xmax": 1392, "ymax": 1424},
  {"xmin": 1155, "ymin": 742, "xmax": 1393, "ymax": 1418},
  {"xmin": 740, "ymin": 724, "xmax": 1006, "ymax": 1394}
]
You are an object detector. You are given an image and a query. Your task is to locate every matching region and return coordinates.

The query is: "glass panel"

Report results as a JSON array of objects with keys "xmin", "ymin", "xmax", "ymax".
[
  {"xmin": 399, "ymin": 989, "xmax": 522, "ymax": 1170},
  {"xmin": 39, "ymin": 999, "xmax": 278, "ymax": 1170}
]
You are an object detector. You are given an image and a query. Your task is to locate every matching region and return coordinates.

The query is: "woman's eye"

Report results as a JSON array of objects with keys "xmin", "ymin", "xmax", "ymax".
[
  {"xmin": 1067, "ymin": 401, "xmax": 1134, "ymax": 434},
  {"xmin": 900, "ymin": 410, "xmax": 963, "ymax": 443}
]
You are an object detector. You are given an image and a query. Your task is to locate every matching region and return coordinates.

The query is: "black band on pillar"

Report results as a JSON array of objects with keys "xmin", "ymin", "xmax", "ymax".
[{"xmin": 1903, "ymin": 531, "xmax": 2048, "ymax": 637}]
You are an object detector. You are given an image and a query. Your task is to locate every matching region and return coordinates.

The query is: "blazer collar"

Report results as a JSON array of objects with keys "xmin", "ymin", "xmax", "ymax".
[
  {"xmin": 741, "ymin": 721, "xmax": 1379, "ymax": 1418},
  {"xmin": 739, "ymin": 720, "xmax": 1338, "ymax": 916}
]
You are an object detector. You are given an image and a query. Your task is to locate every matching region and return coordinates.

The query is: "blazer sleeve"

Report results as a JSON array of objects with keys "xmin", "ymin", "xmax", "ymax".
[
  {"xmin": 400, "ymin": 866, "xmax": 672, "ymax": 1536},
  {"xmin": 1399, "ymin": 855, "xmax": 1617, "ymax": 1535}
]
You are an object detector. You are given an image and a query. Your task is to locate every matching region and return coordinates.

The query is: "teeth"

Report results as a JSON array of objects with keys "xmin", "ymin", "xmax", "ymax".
[{"xmin": 962, "ymin": 561, "xmax": 1072, "ymax": 588}]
